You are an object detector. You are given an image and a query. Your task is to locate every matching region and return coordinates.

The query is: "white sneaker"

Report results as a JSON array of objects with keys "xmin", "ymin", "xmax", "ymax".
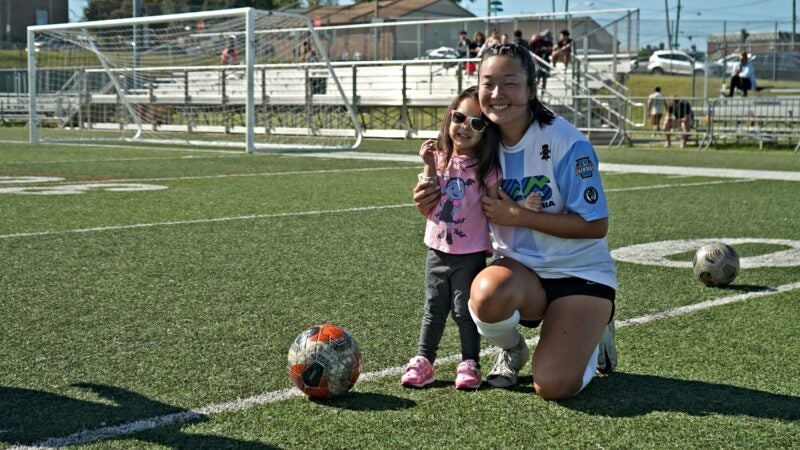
[
  {"xmin": 597, "ymin": 322, "xmax": 617, "ymax": 374},
  {"xmin": 486, "ymin": 338, "xmax": 529, "ymax": 388}
]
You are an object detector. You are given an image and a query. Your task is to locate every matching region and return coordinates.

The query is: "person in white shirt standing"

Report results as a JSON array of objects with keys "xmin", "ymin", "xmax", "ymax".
[{"xmin": 646, "ymin": 86, "xmax": 667, "ymax": 135}]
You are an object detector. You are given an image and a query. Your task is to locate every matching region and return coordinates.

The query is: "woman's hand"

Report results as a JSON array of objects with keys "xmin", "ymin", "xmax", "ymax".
[
  {"xmin": 413, "ymin": 180, "xmax": 440, "ymax": 217},
  {"xmin": 481, "ymin": 187, "xmax": 528, "ymax": 226}
]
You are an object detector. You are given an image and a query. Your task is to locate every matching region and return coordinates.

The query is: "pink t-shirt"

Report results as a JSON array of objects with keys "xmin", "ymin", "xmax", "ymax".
[{"xmin": 424, "ymin": 153, "xmax": 500, "ymax": 254}]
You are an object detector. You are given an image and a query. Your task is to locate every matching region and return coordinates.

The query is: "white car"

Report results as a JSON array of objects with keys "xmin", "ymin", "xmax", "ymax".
[
  {"xmin": 647, "ymin": 50, "xmax": 722, "ymax": 76},
  {"xmin": 415, "ymin": 46, "xmax": 460, "ymax": 69}
]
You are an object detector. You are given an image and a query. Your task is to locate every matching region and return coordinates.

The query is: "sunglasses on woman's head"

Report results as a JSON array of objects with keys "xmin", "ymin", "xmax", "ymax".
[
  {"xmin": 484, "ymin": 42, "xmax": 524, "ymax": 56},
  {"xmin": 451, "ymin": 110, "xmax": 487, "ymax": 133}
]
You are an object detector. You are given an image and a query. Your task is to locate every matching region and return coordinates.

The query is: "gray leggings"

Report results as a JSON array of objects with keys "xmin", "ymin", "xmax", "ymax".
[{"xmin": 416, "ymin": 248, "xmax": 486, "ymax": 364}]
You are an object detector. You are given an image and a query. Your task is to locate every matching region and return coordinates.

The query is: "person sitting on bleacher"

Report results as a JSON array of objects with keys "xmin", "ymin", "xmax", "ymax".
[{"xmin": 727, "ymin": 52, "xmax": 758, "ymax": 97}]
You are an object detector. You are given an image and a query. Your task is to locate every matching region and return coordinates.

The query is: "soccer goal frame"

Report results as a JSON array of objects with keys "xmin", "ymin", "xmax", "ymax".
[{"xmin": 27, "ymin": 8, "xmax": 362, "ymax": 152}]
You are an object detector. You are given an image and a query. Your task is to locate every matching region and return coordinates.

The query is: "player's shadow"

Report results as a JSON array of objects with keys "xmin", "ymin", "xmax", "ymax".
[
  {"xmin": 0, "ymin": 383, "xmax": 278, "ymax": 449},
  {"xmin": 313, "ymin": 392, "xmax": 415, "ymax": 412},
  {"xmin": 561, "ymin": 373, "xmax": 800, "ymax": 421}
]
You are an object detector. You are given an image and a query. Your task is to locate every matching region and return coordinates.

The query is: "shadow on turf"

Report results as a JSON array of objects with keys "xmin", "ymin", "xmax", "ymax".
[
  {"xmin": 312, "ymin": 392, "xmax": 415, "ymax": 411},
  {"xmin": 0, "ymin": 383, "xmax": 278, "ymax": 448},
  {"xmin": 561, "ymin": 373, "xmax": 800, "ymax": 421}
]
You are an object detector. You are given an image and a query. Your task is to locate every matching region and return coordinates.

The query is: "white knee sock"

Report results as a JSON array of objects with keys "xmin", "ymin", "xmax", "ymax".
[
  {"xmin": 576, "ymin": 344, "xmax": 600, "ymax": 394},
  {"xmin": 468, "ymin": 303, "xmax": 522, "ymax": 349}
]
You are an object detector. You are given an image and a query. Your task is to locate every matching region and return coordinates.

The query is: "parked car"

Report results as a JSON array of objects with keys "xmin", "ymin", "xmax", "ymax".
[
  {"xmin": 629, "ymin": 55, "xmax": 650, "ymax": 73},
  {"xmin": 647, "ymin": 50, "xmax": 723, "ymax": 76},
  {"xmin": 748, "ymin": 52, "xmax": 800, "ymax": 81},
  {"xmin": 415, "ymin": 46, "xmax": 460, "ymax": 69}
]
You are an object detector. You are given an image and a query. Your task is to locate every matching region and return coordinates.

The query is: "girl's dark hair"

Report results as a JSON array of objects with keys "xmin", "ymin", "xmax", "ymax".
[{"xmin": 437, "ymin": 86, "xmax": 497, "ymax": 192}]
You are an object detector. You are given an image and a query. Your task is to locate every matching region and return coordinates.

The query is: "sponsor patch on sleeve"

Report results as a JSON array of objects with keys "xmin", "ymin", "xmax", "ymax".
[{"xmin": 576, "ymin": 157, "xmax": 594, "ymax": 179}]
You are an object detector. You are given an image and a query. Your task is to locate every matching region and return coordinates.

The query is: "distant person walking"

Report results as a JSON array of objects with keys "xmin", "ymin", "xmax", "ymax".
[
  {"xmin": 646, "ymin": 87, "xmax": 667, "ymax": 135},
  {"xmin": 727, "ymin": 51, "xmax": 758, "ymax": 97}
]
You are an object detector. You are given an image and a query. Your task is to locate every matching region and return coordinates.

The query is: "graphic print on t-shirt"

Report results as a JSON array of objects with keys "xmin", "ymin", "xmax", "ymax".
[{"xmin": 436, "ymin": 177, "xmax": 475, "ymax": 245}]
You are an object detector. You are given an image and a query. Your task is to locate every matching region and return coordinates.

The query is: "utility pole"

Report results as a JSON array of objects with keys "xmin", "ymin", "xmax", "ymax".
[
  {"xmin": 374, "ymin": 0, "xmax": 380, "ymax": 61},
  {"xmin": 488, "ymin": 1, "xmax": 503, "ymax": 35},
  {"xmin": 673, "ymin": 0, "xmax": 681, "ymax": 49},
  {"xmin": 793, "ymin": 0, "xmax": 796, "ymax": 51},
  {"xmin": 5, "ymin": 0, "xmax": 11, "ymax": 43},
  {"xmin": 664, "ymin": 0, "xmax": 672, "ymax": 50}
]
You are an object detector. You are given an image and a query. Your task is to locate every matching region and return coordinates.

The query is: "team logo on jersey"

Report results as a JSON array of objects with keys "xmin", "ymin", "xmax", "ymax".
[
  {"xmin": 540, "ymin": 144, "xmax": 551, "ymax": 160},
  {"xmin": 502, "ymin": 176, "xmax": 555, "ymax": 207},
  {"xmin": 576, "ymin": 157, "xmax": 594, "ymax": 179},
  {"xmin": 583, "ymin": 186, "xmax": 598, "ymax": 204}
]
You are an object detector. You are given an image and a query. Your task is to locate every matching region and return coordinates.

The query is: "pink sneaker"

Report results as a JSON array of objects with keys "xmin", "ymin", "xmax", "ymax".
[
  {"xmin": 401, "ymin": 356, "xmax": 434, "ymax": 388},
  {"xmin": 455, "ymin": 359, "xmax": 482, "ymax": 390}
]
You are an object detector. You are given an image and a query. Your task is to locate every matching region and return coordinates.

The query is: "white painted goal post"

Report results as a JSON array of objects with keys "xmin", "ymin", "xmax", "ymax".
[{"xmin": 27, "ymin": 8, "xmax": 362, "ymax": 152}]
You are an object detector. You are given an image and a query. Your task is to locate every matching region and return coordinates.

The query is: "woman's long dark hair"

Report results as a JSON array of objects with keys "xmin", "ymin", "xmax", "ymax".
[
  {"xmin": 477, "ymin": 43, "xmax": 556, "ymax": 178},
  {"xmin": 437, "ymin": 86, "xmax": 497, "ymax": 192}
]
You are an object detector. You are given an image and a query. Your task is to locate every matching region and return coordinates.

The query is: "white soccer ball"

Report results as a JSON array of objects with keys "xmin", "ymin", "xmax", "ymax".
[
  {"xmin": 692, "ymin": 242, "xmax": 740, "ymax": 287},
  {"xmin": 288, "ymin": 324, "xmax": 362, "ymax": 399}
]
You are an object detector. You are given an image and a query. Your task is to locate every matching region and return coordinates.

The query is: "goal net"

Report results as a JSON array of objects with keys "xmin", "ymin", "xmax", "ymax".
[{"xmin": 27, "ymin": 8, "xmax": 361, "ymax": 151}]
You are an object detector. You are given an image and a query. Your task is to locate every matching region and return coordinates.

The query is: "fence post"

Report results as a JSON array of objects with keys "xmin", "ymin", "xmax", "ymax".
[
  {"xmin": 401, "ymin": 63, "xmax": 411, "ymax": 137},
  {"xmin": 184, "ymin": 69, "xmax": 192, "ymax": 133}
]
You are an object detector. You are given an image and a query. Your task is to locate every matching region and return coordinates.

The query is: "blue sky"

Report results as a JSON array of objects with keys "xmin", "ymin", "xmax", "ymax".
[{"xmin": 69, "ymin": 0, "xmax": 794, "ymax": 50}]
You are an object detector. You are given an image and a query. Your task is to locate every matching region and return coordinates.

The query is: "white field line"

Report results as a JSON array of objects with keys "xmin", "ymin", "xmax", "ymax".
[
  {"xmin": 0, "ymin": 155, "xmax": 244, "ymax": 165},
  {"xmin": 605, "ymin": 178, "xmax": 756, "ymax": 193},
  {"xmin": 0, "ymin": 166, "xmax": 416, "ymax": 186},
  {"xmin": 0, "ymin": 140, "xmax": 242, "ymax": 155},
  {"xmin": 0, "ymin": 177, "xmax": 755, "ymax": 240},
  {"xmin": 0, "ymin": 177, "xmax": 757, "ymax": 240},
  {"xmin": 0, "ymin": 204, "xmax": 412, "ymax": 240},
  {"xmin": 12, "ymin": 281, "xmax": 800, "ymax": 450},
  {"xmin": 1, "ymin": 142, "xmax": 798, "ymax": 182},
  {"xmin": 299, "ymin": 152, "xmax": 800, "ymax": 182},
  {"xmin": 0, "ymin": 170, "xmax": 739, "ymax": 188}
]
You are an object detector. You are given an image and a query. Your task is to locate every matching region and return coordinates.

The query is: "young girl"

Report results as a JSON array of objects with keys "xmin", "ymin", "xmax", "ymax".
[
  {"xmin": 402, "ymin": 87, "xmax": 541, "ymax": 390},
  {"xmin": 414, "ymin": 43, "xmax": 617, "ymax": 400}
]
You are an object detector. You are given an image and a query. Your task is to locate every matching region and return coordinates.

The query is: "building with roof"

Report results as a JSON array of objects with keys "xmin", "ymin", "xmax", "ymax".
[
  {"xmin": 305, "ymin": 0, "xmax": 475, "ymax": 61},
  {"xmin": 1, "ymin": 0, "xmax": 68, "ymax": 45}
]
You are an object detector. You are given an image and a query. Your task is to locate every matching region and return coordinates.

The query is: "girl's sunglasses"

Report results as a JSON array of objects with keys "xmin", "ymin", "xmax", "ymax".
[{"xmin": 451, "ymin": 111, "xmax": 487, "ymax": 133}]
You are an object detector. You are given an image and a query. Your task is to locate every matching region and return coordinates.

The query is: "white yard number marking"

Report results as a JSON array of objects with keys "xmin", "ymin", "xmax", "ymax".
[
  {"xmin": 0, "ymin": 183, "xmax": 168, "ymax": 195},
  {"xmin": 0, "ymin": 176, "xmax": 65, "ymax": 184},
  {"xmin": 611, "ymin": 238, "xmax": 800, "ymax": 268}
]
